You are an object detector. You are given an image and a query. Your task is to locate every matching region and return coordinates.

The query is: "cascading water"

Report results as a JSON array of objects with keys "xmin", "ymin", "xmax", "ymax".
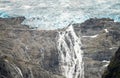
[{"xmin": 57, "ymin": 25, "xmax": 84, "ymax": 78}]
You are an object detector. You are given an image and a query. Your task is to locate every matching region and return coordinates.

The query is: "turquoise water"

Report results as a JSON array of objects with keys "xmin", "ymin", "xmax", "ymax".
[
  {"xmin": 0, "ymin": 11, "xmax": 10, "ymax": 18},
  {"xmin": 0, "ymin": 0, "xmax": 120, "ymax": 29}
]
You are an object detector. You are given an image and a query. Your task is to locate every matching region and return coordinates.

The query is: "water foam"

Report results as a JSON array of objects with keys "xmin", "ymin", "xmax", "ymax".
[
  {"xmin": 57, "ymin": 25, "xmax": 84, "ymax": 78},
  {"xmin": 0, "ymin": 0, "xmax": 120, "ymax": 29}
]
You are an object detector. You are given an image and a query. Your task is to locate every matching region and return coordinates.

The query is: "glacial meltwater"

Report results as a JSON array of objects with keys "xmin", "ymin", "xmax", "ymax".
[
  {"xmin": 0, "ymin": 0, "xmax": 120, "ymax": 29},
  {"xmin": 57, "ymin": 25, "xmax": 84, "ymax": 78},
  {"xmin": 0, "ymin": 0, "xmax": 120, "ymax": 78}
]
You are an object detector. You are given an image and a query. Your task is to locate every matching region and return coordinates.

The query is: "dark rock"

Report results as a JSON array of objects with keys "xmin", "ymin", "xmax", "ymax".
[
  {"xmin": 0, "ymin": 17, "xmax": 120, "ymax": 78},
  {"xmin": 0, "ymin": 16, "xmax": 25, "ymax": 25},
  {"xmin": 74, "ymin": 18, "xmax": 120, "ymax": 78},
  {"xmin": 0, "ymin": 17, "xmax": 64, "ymax": 78},
  {"xmin": 102, "ymin": 47, "xmax": 120, "ymax": 78}
]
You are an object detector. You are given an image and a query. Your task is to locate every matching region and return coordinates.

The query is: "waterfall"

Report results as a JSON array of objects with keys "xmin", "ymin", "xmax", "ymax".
[{"xmin": 57, "ymin": 25, "xmax": 84, "ymax": 78}]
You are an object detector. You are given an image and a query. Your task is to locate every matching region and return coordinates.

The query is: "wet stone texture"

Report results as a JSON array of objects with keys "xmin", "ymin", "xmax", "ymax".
[{"xmin": 0, "ymin": 17, "xmax": 120, "ymax": 78}]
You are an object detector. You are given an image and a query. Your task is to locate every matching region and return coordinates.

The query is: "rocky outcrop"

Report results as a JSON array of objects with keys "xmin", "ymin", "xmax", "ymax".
[
  {"xmin": 0, "ymin": 17, "xmax": 64, "ymax": 78},
  {"xmin": 102, "ymin": 47, "xmax": 120, "ymax": 78},
  {"xmin": 0, "ymin": 17, "xmax": 120, "ymax": 78},
  {"xmin": 73, "ymin": 18, "xmax": 120, "ymax": 78}
]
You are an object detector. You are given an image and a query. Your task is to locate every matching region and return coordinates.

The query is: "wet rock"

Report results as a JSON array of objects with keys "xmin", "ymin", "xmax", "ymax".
[
  {"xmin": 0, "ymin": 17, "xmax": 120, "ymax": 78},
  {"xmin": 0, "ymin": 17, "xmax": 64, "ymax": 78},
  {"xmin": 102, "ymin": 47, "xmax": 120, "ymax": 78},
  {"xmin": 74, "ymin": 18, "xmax": 120, "ymax": 78}
]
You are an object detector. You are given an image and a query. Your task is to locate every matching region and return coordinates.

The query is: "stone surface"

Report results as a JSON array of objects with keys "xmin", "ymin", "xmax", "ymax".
[
  {"xmin": 0, "ymin": 17, "xmax": 120, "ymax": 78},
  {"xmin": 102, "ymin": 47, "xmax": 120, "ymax": 78},
  {"xmin": 74, "ymin": 18, "xmax": 120, "ymax": 78},
  {"xmin": 0, "ymin": 17, "xmax": 64, "ymax": 78}
]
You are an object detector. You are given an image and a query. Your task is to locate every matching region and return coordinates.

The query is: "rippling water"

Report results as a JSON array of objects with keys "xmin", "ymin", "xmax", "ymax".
[{"xmin": 0, "ymin": 0, "xmax": 120, "ymax": 29}]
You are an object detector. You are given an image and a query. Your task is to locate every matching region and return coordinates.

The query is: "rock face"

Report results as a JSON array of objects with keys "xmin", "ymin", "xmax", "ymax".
[
  {"xmin": 102, "ymin": 47, "xmax": 120, "ymax": 78},
  {"xmin": 0, "ymin": 17, "xmax": 120, "ymax": 78},
  {"xmin": 73, "ymin": 18, "xmax": 120, "ymax": 78},
  {"xmin": 0, "ymin": 17, "xmax": 64, "ymax": 78}
]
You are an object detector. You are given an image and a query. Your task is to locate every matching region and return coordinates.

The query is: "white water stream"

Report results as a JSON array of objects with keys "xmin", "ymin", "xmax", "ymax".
[{"xmin": 57, "ymin": 25, "xmax": 84, "ymax": 78}]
